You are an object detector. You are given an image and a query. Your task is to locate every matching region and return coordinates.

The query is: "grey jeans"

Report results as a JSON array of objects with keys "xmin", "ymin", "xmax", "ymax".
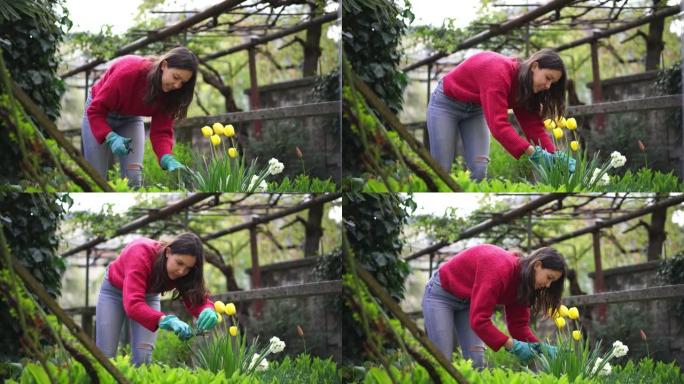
[
  {"xmin": 422, "ymin": 273, "xmax": 485, "ymax": 368},
  {"xmin": 82, "ymin": 93, "xmax": 145, "ymax": 188},
  {"xmin": 427, "ymin": 81, "xmax": 490, "ymax": 181},
  {"xmin": 95, "ymin": 267, "xmax": 161, "ymax": 366}
]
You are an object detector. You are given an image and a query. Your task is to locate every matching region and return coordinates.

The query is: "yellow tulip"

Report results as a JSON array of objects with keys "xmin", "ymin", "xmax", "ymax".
[
  {"xmin": 212, "ymin": 122, "xmax": 225, "ymax": 135},
  {"xmin": 543, "ymin": 119, "xmax": 555, "ymax": 130},
  {"xmin": 210, "ymin": 135, "xmax": 221, "ymax": 146},
  {"xmin": 224, "ymin": 124, "xmax": 235, "ymax": 137},
  {"xmin": 559, "ymin": 305, "xmax": 569, "ymax": 318},
  {"xmin": 201, "ymin": 126, "xmax": 213, "ymax": 137},
  {"xmin": 228, "ymin": 147, "xmax": 238, "ymax": 158},
  {"xmin": 572, "ymin": 330, "xmax": 581, "ymax": 341},
  {"xmin": 229, "ymin": 326, "xmax": 238, "ymax": 336},
  {"xmin": 214, "ymin": 301, "xmax": 226, "ymax": 314},
  {"xmin": 566, "ymin": 117, "xmax": 577, "ymax": 130},
  {"xmin": 555, "ymin": 116, "xmax": 567, "ymax": 129},
  {"xmin": 555, "ymin": 316, "xmax": 566, "ymax": 329},
  {"xmin": 216, "ymin": 313, "xmax": 223, "ymax": 324},
  {"xmin": 553, "ymin": 128, "xmax": 564, "ymax": 140},
  {"xmin": 570, "ymin": 141, "xmax": 579, "ymax": 152},
  {"xmin": 568, "ymin": 307, "xmax": 580, "ymax": 320},
  {"xmin": 225, "ymin": 302, "xmax": 236, "ymax": 316}
]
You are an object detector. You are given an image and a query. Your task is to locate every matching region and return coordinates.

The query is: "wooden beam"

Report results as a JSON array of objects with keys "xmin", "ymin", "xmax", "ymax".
[
  {"xmin": 201, "ymin": 193, "xmax": 341, "ymax": 241},
  {"xmin": 175, "ymin": 101, "xmax": 339, "ymax": 129},
  {"xmin": 61, "ymin": 193, "xmax": 216, "ymax": 257},
  {"xmin": 200, "ymin": 12, "xmax": 337, "ymax": 62},
  {"xmin": 60, "ymin": 0, "xmax": 248, "ymax": 78},
  {"xmin": 554, "ymin": 6, "xmax": 679, "ymax": 52},
  {"xmin": 214, "ymin": 280, "xmax": 341, "ymax": 302},
  {"xmin": 65, "ymin": 280, "xmax": 343, "ymax": 315},
  {"xmin": 10, "ymin": 82, "xmax": 113, "ymax": 191},
  {"xmin": 566, "ymin": 95, "xmax": 682, "ymax": 116},
  {"xmin": 592, "ymin": 230, "xmax": 606, "ymax": 321},
  {"xmin": 537, "ymin": 194, "xmax": 684, "ymax": 247},
  {"xmin": 405, "ymin": 194, "xmax": 565, "ymax": 261},
  {"xmin": 403, "ymin": 0, "xmax": 574, "ymax": 72},
  {"xmin": 562, "ymin": 284, "xmax": 684, "ymax": 306}
]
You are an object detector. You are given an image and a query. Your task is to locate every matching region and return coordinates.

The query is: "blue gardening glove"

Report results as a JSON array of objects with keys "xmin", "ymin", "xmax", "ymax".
[
  {"xmin": 529, "ymin": 145, "xmax": 554, "ymax": 167},
  {"xmin": 532, "ymin": 342, "xmax": 559, "ymax": 359},
  {"xmin": 158, "ymin": 315, "xmax": 192, "ymax": 340},
  {"xmin": 160, "ymin": 154, "xmax": 184, "ymax": 171},
  {"xmin": 554, "ymin": 151, "xmax": 576, "ymax": 173},
  {"xmin": 509, "ymin": 339, "xmax": 535, "ymax": 361},
  {"xmin": 196, "ymin": 308, "xmax": 218, "ymax": 331},
  {"xmin": 105, "ymin": 131, "xmax": 132, "ymax": 156}
]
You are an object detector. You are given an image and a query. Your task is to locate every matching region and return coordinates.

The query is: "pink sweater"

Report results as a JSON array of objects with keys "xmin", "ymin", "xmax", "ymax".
[
  {"xmin": 87, "ymin": 55, "xmax": 175, "ymax": 163},
  {"xmin": 442, "ymin": 51, "xmax": 555, "ymax": 159},
  {"xmin": 106, "ymin": 237, "xmax": 213, "ymax": 331},
  {"xmin": 438, "ymin": 244, "xmax": 539, "ymax": 350}
]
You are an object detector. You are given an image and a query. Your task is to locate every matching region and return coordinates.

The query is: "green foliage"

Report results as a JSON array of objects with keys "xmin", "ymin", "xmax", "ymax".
[
  {"xmin": 256, "ymin": 354, "xmax": 341, "ymax": 383},
  {"xmin": 343, "ymin": 193, "xmax": 414, "ymax": 300},
  {"xmin": 68, "ymin": 25, "xmax": 127, "ymax": 59},
  {"xmin": 151, "ymin": 327, "xmax": 194, "ymax": 367},
  {"xmin": 342, "ymin": 193, "xmax": 414, "ymax": 362},
  {"xmin": 142, "ymin": 140, "xmax": 193, "ymax": 188},
  {"xmin": 185, "ymin": 139, "xmax": 274, "ymax": 192},
  {"xmin": 192, "ymin": 310, "xmax": 287, "ymax": 378},
  {"xmin": 0, "ymin": 0, "xmax": 71, "ymax": 186},
  {"xmin": 0, "ymin": 193, "xmax": 70, "ymax": 361},
  {"xmin": 267, "ymin": 175, "xmax": 337, "ymax": 192},
  {"xmin": 342, "ymin": 0, "xmax": 413, "ymax": 178},
  {"xmin": 604, "ymin": 168, "xmax": 684, "ymax": 192},
  {"xmin": 7, "ymin": 355, "xmax": 255, "ymax": 384},
  {"xmin": 487, "ymin": 139, "xmax": 533, "ymax": 182},
  {"xmin": 657, "ymin": 252, "xmax": 684, "ymax": 321},
  {"xmin": 601, "ymin": 358, "xmax": 684, "ymax": 384}
]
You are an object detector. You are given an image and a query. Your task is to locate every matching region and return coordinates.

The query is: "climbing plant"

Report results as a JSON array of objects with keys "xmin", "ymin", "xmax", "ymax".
[{"xmin": 0, "ymin": 193, "xmax": 71, "ymax": 362}]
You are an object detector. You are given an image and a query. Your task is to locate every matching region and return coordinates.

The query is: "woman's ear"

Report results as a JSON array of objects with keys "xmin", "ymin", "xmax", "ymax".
[
  {"xmin": 530, "ymin": 61, "xmax": 539, "ymax": 72},
  {"xmin": 160, "ymin": 60, "xmax": 168, "ymax": 71}
]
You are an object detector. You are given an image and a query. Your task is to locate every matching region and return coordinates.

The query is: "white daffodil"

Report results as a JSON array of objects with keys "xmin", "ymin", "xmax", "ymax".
[
  {"xmin": 609, "ymin": 151, "xmax": 626, "ymax": 168},
  {"xmin": 269, "ymin": 336, "xmax": 286, "ymax": 353},
  {"xmin": 612, "ymin": 340, "xmax": 629, "ymax": 358}
]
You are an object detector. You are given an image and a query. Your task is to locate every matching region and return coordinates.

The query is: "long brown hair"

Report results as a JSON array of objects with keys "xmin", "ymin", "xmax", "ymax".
[
  {"xmin": 517, "ymin": 247, "xmax": 567, "ymax": 318},
  {"xmin": 515, "ymin": 49, "xmax": 567, "ymax": 119},
  {"xmin": 150, "ymin": 233, "xmax": 207, "ymax": 307},
  {"xmin": 144, "ymin": 46, "xmax": 198, "ymax": 120}
]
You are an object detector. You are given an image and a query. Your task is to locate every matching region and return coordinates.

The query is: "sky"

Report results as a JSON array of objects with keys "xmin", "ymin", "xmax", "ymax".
[{"xmin": 411, "ymin": 193, "xmax": 485, "ymax": 217}]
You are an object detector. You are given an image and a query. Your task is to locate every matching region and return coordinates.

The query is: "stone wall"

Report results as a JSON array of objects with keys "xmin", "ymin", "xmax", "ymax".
[
  {"xmin": 244, "ymin": 257, "xmax": 341, "ymax": 362},
  {"xmin": 584, "ymin": 71, "xmax": 682, "ymax": 176},
  {"xmin": 243, "ymin": 77, "xmax": 341, "ymax": 182},
  {"xmin": 586, "ymin": 261, "xmax": 684, "ymax": 366}
]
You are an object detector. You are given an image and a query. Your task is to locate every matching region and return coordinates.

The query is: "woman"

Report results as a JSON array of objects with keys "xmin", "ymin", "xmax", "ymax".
[
  {"xmin": 422, "ymin": 244, "xmax": 567, "ymax": 368},
  {"xmin": 427, "ymin": 49, "xmax": 575, "ymax": 180},
  {"xmin": 95, "ymin": 233, "xmax": 218, "ymax": 365},
  {"xmin": 82, "ymin": 46, "xmax": 198, "ymax": 188}
]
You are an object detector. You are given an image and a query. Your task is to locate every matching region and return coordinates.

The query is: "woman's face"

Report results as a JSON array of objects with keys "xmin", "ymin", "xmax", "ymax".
[
  {"xmin": 166, "ymin": 250, "xmax": 196, "ymax": 280},
  {"xmin": 533, "ymin": 260, "xmax": 562, "ymax": 290},
  {"xmin": 160, "ymin": 60, "xmax": 193, "ymax": 93},
  {"xmin": 530, "ymin": 62, "xmax": 562, "ymax": 94}
]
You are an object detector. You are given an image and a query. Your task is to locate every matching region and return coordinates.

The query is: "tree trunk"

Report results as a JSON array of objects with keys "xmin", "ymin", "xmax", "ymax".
[
  {"xmin": 647, "ymin": 205, "xmax": 667, "ymax": 261},
  {"xmin": 302, "ymin": 6, "xmax": 322, "ymax": 77},
  {"xmin": 304, "ymin": 201, "xmax": 324, "ymax": 257},
  {"xmin": 645, "ymin": 0, "xmax": 666, "ymax": 71}
]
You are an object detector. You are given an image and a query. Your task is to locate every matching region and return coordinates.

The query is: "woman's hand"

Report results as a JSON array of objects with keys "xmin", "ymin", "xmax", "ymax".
[
  {"xmin": 532, "ymin": 342, "xmax": 558, "ymax": 358},
  {"xmin": 160, "ymin": 154, "xmax": 185, "ymax": 171},
  {"xmin": 105, "ymin": 132, "xmax": 132, "ymax": 156},
  {"xmin": 507, "ymin": 339, "xmax": 535, "ymax": 361},
  {"xmin": 528, "ymin": 145, "xmax": 554, "ymax": 166},
  {"xmin": 196, "ymin": 308, "xmax": 218, "ymax": 331},
  {"xmin": 158, "ymin": 315, "xmax": 192, "ymax": 340}
]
